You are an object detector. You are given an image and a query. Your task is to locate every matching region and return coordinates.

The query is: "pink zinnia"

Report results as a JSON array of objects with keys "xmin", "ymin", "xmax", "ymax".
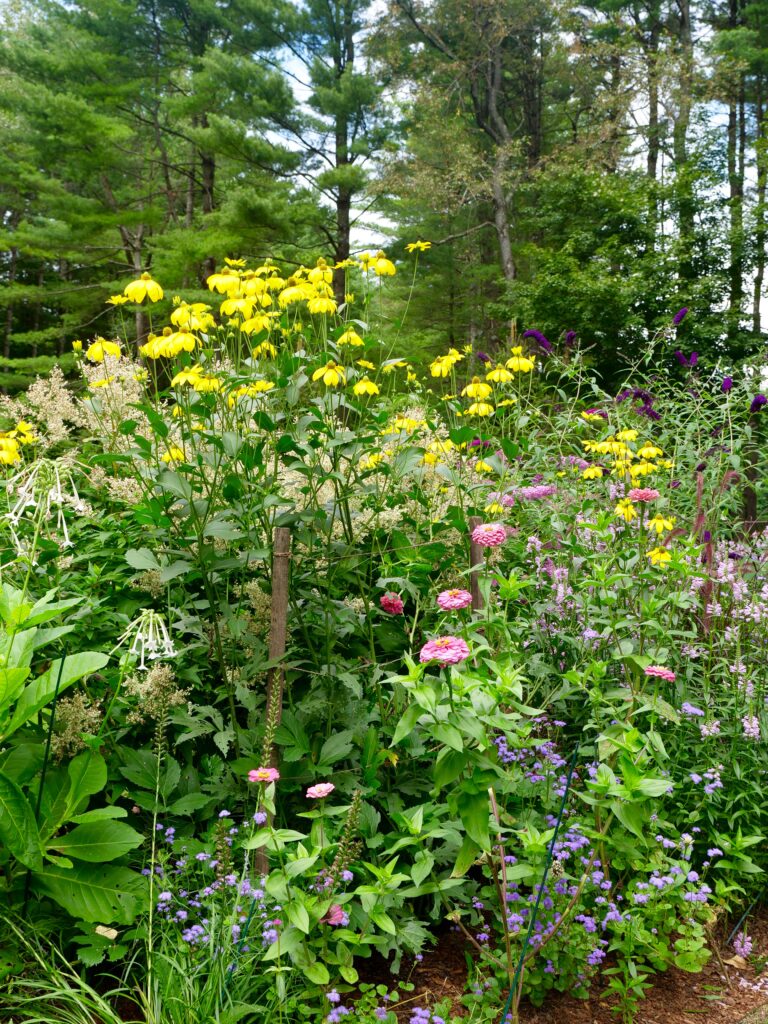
[
  {"xmin": 628, "ymin": 488, "xmax": 660, "ymax": 502},
  {"xmin": 437, "ymin": 588, "xmax": 473, "ymax": 611},
  {"xmin": 249, "ymin": 766, "xmax": 280, "ymax": 783},
  {"xmin": 380, "ymin": 592, "xmax": 404, "ymax": 615},
  {"xmin": 644, "ymin": 665, "xmax": 676, "ymax": 683},
  {"xmin": 306, "ymin": 782, "xmax": 335, "ymax": 799},
  {"xmin": 471, "ymin": 522, "xmax": 507, "ymax": 547},
  {"xmin": 419, "ymin": 635, "xmax": 470, "ymax": 665}
]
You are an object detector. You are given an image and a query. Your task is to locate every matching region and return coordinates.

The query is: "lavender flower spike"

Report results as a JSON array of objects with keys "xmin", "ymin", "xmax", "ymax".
[
  {"xmin": 673, "ymin": 307, "xmax": 689, "ymax": 325},
  {"xmin": 523, "ymin": 329, "xmax": 552, "ymax": 352}
]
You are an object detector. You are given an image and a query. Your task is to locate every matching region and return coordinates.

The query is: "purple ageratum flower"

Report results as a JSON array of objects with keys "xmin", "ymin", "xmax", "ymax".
[
  {"xmin": 673, "ymin": 307, "xmax": 689, "ymax": 325},
  {"xmin": 722, "ymin": 376, "xmax": 733, "ymax": 393},
  {"xmin": 750, "ymin": 393, "xmax": 767, "ymax": 413},
  {"xmin": 523, "ymin": 328, "xmax": 552, "ymax": 352}
]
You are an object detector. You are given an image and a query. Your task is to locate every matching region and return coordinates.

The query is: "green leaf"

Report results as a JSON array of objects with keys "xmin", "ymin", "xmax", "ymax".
[
  {"xmin": 452, "ymin": 835, "xmax": 480, "ymax": 877},
  {"xmin": 433, "ymin": 748, "xmax": 468, "ymax": 789},
  {"xmin": 391, "ymin": 704, "xmax": 422, "ymax": 745},
  {"xmin": 4, "ymin": 653, "xmax": 109, "ymax": 741},
  {"xmin": 167, "ymin": 793, "xmax": 212, "ymax": 816},
  {"xmin": 0, "ymin": 770, "xmax": 42, "ymax": 870},
  {"xmin": 304, "ymin": 961, "xmax": 330, "ymax": 985},
  {"xmin": 33, "ymin": 863, "xmax": 145, "ymax": 924},
  {"xmin": 285, "ymin": 900, "xmax": 311, "ymax": 934},
  {"xmin": 69, "ymin": 807, "xmax": 128, "ymax": 825},
  {"xmin": 125, "ymin": 548, "xmax": 160, "ymax": 570},
  {"xmin": 67, "ymin": 752, "xmax": 108, "ymax": 818},
  {"xmin": 318, "ymin": 730, "xmax": 354, "ymax": 766},
  {"xmin": 369, "ymin": 909, "xmax": 396, "ymax": 935},
  {"xmin": 457, "ymin": 791, "xmax": 491, "ymax": 850},
  {"xmin": 0, "ymin": 668, "xmax": 30, "ymax": 712},
  {"xmin": 48, "ymin": 821, "xmax": 144, "ymax": 862},
  {"xmin": 432, "ymin": 723, "xmax": 464, "ymax": 752},
  {"xmin": 411, "ymin": 850, "xmax": 434, "ymax": 887}
]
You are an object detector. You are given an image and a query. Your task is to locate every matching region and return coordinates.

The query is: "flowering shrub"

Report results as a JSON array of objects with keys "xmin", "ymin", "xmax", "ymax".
[{"xmin": 0, "ymin": 250, "xmax": 767, "ymax": 1023}]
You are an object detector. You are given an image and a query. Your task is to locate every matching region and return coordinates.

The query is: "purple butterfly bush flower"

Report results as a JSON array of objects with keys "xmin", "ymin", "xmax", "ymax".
[
  {"xmin": 722, "ymin": 376, "xmax": 733, "ymax": 393},
  {"xmin": 564, "ymin": 330, "xmax": 577, "ymax": 346},
  {"xmin": 675, "ymin": 350, "xmax": 698, "ymax": 367},
  {"xmin": 523, "ymin": 328, "xmax": 552, "ymax": 353},
  {"xmin": 750, "ymin": 393, "xmax": 767, "ymax": 413},
  {"xmin": 477, "ymin": 351, "xmax": 491, "ymax": 363},
  {"xmin": 673, "ymin": 307, "xmax": 689, "ymax": 325}
]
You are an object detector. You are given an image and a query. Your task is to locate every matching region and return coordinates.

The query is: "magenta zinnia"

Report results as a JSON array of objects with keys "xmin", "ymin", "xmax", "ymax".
[
  {"xmin": 380, "ymin": 592, "xmax": 404, "ymax": 615},
  {"xmin": 420, "ymin": 635, "xmax": 470, "ymax": 665},
  {"xmin": 471, "ymin": 522, "xmax": 507, "ymax": 547},
  {"xmin": 644, "ymin": 665, "xmax": 676, "ymax": 683},
  {"xmin": 437, "ymin": 588, "xmax": 473, "ymax": 611},
  {"xmin": 306, "ymin": 782, "xmax": 335, "ymax": 799},
  {"xmin": 628, "ymin": 488, "xmax": 660, "ymax": 502},
  {"xmin": 249, "ymin": 766, "xmax": 280, "ymax": 783}
]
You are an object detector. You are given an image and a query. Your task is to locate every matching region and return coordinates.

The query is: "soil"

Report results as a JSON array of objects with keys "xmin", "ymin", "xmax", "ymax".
[{"xmin": 384, "ymin": 911, "xmax": 768, "ymax": 1024}]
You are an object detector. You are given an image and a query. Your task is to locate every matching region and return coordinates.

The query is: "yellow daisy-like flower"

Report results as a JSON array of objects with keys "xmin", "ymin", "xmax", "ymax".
[
  {"xmin": 221, "ymin": 296, "xmax": 254, "ymax": 318},
  {"xmin": 486, "ymin": 365, "xmax": 513, "ymax": 383},
  {"xmin": 612, "ymin": 459, "xmax": 633, "ymax": 475},
  {"xmin": 90, "ymin": 377, "xmax": 115, "ymax": 389},
  {"xmin": 429, "ymin": 349, "xmax": 464, "ymax": 377},
  {"xmin": 86, "ymin": 338, "xmax": 121, "ymax": 363},
  {"xmin": 614, "ymin": 498, "xmax": 637, "ymax": 522},
  {"xmin": 123, "ymin": 272, "xmax": 163, "ymax": 304},
  {"xmin": 383, "ymin": 416, "xmax": 424, "ymax": 434},
  {"xmin": 475, "ymin": 459, "xmax": 494, "ymax": 473},
  {"xmin": 648, "ymin": 546, "xmax": 672, "ymax": 566},
  {"xmin": 371, "ymin": 251, "xmax": 396, "ymax": 276},
  {"xmin": 497, "ymin": 398, "xmax": 517, "ymax": 408},
  {"xmin": 637, "ymin": 444, "xmax": 664, "ymax": 460},
  {"xmin": 312, "ymin": 360, "xmax": 346, "ymax": 387},
  {"xmin": 407, "ymin": 370, "xmax": 418, "ymax": 383},
  {"xmin": 485, "ymin": 501, "xmax": 504, "ymax": 515},
  {"xmin": 629, "ymin": 461, "xmax": 656, "ymax": 478},
  {"xmin": 308, "ymin": 259, "xmax": 333, "ymax": 285},
  {"xmin": 647, "ymin": 514, "xmax": 676, "ymax": 535},
  {"xmin": 357, "ymin": 359, "xmax": 375, "ymax": 370},
  {"xmin": 615, "ymin": 429, "xmax": 639, "ymax": 442},
  {"xmin": 308, "ymin": 294, "xmax": 337, "ymax": 316},
  {"xmin": 353, "ymin": 377, "xmax": 379, "ymax": 396},
  {"xmin": 72, "ymin": 340, "xmax": 83, "ymax": 352},
  {"xmin": 252, "ymin": 340, "xmax": 278, "ymax": 359},
  {"xmin": 405, "ymin": 240, "xmax": 431, "ymax": 252},
  {"xmin": 506, "ymin": 346, "xmax": 535, "ymax": 373},
  {"xmin": 338, "ymin": 328, "xmax": 364, "ymax": 347},
  {"xmin": 462, "ymin": 377, "xmax": 493, "ymax": 400},
  {"xmin": 171, "ymin": 302, "xmax": 215, "ymax": 332},
  {"xmin": 228, "ymin": 381, "xmax": 276, "ymax": 406},
  {"xmin": 207, "ymin": 268, "xmax": 241, "ymax": 294},
  {"xmin": 581, "ymin": 411, "xmax": 605, "ymax": 422},
  {"xmin": 14, "ymin": 421, "xmax": 36, "ymax": 445},
  {"xmin": 466, "ymin": 402, "xmax": 494, "ymax": 417},
  {"xmin": 359, "ymin": 453, "xmax": 384, "ymax": 471},
  {"xmin": 225, "ymin": 257, "xmax": 247, "ymax": 268},
  {"xmin": 0, "ymin": 436, "xmax": 21, "ymax": 465},
  {"xmin": 191, "ymin": 374, "xmax": 221, "ymax": 393},
  {"xmin": 171, "ymin": 366, "xmax": 203, "ymax": 388},
  {"xmin": 582, "ymin": 465, "xmax": 604, "ymax": 479},
  {"xmin": 240, "ymin": 314, "xmax": 273, "ymax": 335},
  {"xmin": 382, "ymin": 360, "xmax": 408, "ymax": 374},
  {"xmin": 161, "ymin": 447, "xmax": 185, "ymax": 463},
  {"xmin": 107, "ymin": 294, "xmax": 130, "ymax": 305}
]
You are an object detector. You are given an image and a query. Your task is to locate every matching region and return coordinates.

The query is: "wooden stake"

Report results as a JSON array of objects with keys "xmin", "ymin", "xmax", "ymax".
[
  {"xmin": 469, "ymin": 515, "xmax": 484, "ymax": 611},
  {"xmin": 264, "ymin": 526, "xmax": 291, "ymax": 743}
]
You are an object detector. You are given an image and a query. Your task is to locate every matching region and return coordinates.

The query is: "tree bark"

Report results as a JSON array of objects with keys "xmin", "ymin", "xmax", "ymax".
[{"xmin": 754, "ymin": 77, "xmax": 765, "ymax": 335}]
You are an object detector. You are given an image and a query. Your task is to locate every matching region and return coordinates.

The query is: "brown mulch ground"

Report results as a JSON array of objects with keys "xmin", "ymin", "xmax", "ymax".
[{"xmin": 381, "ymin": 912, "xmax": 768, "ymax": 1024}]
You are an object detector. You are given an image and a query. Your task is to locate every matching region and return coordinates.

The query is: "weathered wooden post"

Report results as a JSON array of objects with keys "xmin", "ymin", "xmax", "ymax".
[
  {"xmin": 264, "ymin": 526, "xmax": 291, "ymax": 759},
  {"xmin": 469, "ymin": 515, "xmax": 484, "ymax": 611}
]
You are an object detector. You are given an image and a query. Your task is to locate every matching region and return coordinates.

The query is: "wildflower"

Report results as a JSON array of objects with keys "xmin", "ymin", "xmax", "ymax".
[
  {"xmin": 648, "ymin": 546, "xmax": 672, "ymax": 566},
  {"xmin": 312, "ymin": 361, "xmax": 346, "ymax": 387},
  {"xmin": 506, "ymin": 346, "xmax": 535, "ymax": 372},
  {"xmin": 253, "ymin": 340, "xmax": 277, "ymax": 358},
  {"xmin": 353, "ymin": 377, "xmax": 379, "ymax": 396},
  {"xmin": 647, "ymin": 514, "xmax": 675, "ymax": 534},
  {"xmin": 322, "ymin": 904, "xmax": 349, "ymax": 926},
  {"xmin": 614, "ymin": 499, "xmax": 637, "ymax": 522},
  {"xmin": 645, "ymin": 666, "xmax": 676, "ymax": 683},
  {"xmin": 171, "ymin": 365, "xmax": 203, "ymax": 387},
  {"xmin": 750, "ymin": 394, "xmax": 767, "ymax": 413},
  {"xmin": 86, "ymin": 338, "xmax": 121, "ymax": 363},
  {"xmin": 675, "ymin": 350, "xmax": 698, "ymax": 367},
  {"xmin": 123, "ymin": 272, "xmax": 163, "ymax": 303},
  {"xmin": 615, "ymin": 429, "xmax": 639, "ymax": 442},
  {"xmin": 429, "ymin": 349, "xmax": 463, "ymax": 377},
  {"xmin": 306, "ymin": 783, "xmax": 335, "ymax": 799},
  {"xmin": 518, "ymin": 484, "xmax": 556, "ymax": 500},
  {"xmin": 437, "ymin": 589, "xmax": 472, "ymax": 611},
  {"xmin": 743, "ymin": 715, "xmax": 761, "ymax": 740},
  {"xmin": 475, "ymin": 459, "xmax": 494, "ymax": 473},
  {"xmin": 700, "ymin": 720, "xmax": 720, "ymax": 738},
  {"xmin": 359, "ymin": 453, "xmax": 384, "ymax": 471},
  {"xmin": 161, "ymin": 447, "xmax": 185, "ymax": 464},
  {"xmin": 380, "ymin": 592, "xmax": 404, "ymax": 615},
  {"xmin": 337, "ymin": 328, "xmax": 364, "ymax": 347},
  {"xmin": 722, "ymin": 376, "xmax": 733, "ymax": 393},
  {"xmin": 471, "ymin": 522, "xmax": 507, "ymax": 547},
  {"xmin": 734, "ymin": 932, "xmax": 753, "ymax": 958},
  {"xmin": 107, "ymin": 294, "xmax": 130, "ymax": 305},
  {"xmin": 372, "ymin": 251, "xmax": 396, "ymax": 276},
  {"xmin": 419, "ymin": 636, "xmax": 470, "ymax": 665},
  {"xmin": 522, "ymin": 328, "xmax": 552, "ymax": 352},
  {"xmin": 357, "ymin": 359, "xmax": 375, "ymax": 370},
  {"xmin": 486, "ymin": 364, "xmax": 513, "ymax": 383},
  {"xmin": 72, "ymin": 339, "xmax": 83, "ymax": 352},
  {"xmin": 405, "ymin": 240, "xmax": 431, "ymax": 252},
  {"xmin": 462, "ymin": 377, "xmax": 492, "ymax": 400},
  {"xmin": 582, "ymin": 466, "xmax": 604, "ymax": 479},
  {"xmin": 119, "ymin": 610, "xmax": 176, "ymax": 671},
  {"xmin": 673, "ymin": 307, "xmax": 689, "ymax": 325},
  {"xmin": 581, "ymin": 409, "xmax": 607, "ymax": 422},
  {"xmin": 466, "ymin": 402, "xmax": 494, "ymax": 417},
  {"xmin": 308, "ymin": 294, "xmax": 338, "ymax": 316},
  {"xmin": 249, "ymin": 767, "xmax": 280, "ymax": 783},
  {"xmin": 308, "ymin": 258, "xmax": 333, "ymax": 285}
]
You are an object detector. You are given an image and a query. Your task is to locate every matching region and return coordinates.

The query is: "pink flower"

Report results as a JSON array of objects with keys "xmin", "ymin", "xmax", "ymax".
[
  {"xmin": 306, "ymin": 782, "xmax": 335, "ymax": 799},
  {"xmin": 420, "ymin": 635, "xmax": 470, "ymax": 665},
  {"xmin": 437, "ymin": 588, "xmax": 473, "ymax": 611},
  {"xmin": 380, "ymin": 592, "xmax": 404, "ymax": 615},
  {"xmin": 628, "ymin": 488, "xmax": 660, "ymax": 502},
  {"xmin": 322, "ymin": 904, "xmax": 348, "ymax": 926},
  {"xmin": 471, "ymin": 522, "xmax": 507, "ymax": 547},
  {"xmin": 644, "ymin": 665, "xmax": 676, "ymax": 683},
  {"xmin": 248, "ymin": 766, "xmax": 280, "ymax": 783}
]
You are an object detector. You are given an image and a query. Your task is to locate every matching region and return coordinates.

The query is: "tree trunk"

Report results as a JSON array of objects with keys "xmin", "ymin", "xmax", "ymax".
[
  {"xmin": 4, "ymin": 245, "xmax": 16, "ymax": 362},
  {"xmin": 492, "ymin": 151, "xmax": 516, "ymax": 283},
  {"xmin": 673, "ymin": 0, "xmax": 695, "ymax": 280},
  {"xmin": 754, "ymin": 78, "xmax": 765, "ymax": 335}
]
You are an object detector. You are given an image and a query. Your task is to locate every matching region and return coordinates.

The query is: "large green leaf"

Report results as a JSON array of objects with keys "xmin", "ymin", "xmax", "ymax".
[
  {"xmin": 0, "ymin": 770, "xmax": 42, "ymax": 870},
  {"xmin": 33, "ymin": 863, "xmax": 145, "ymax": 924},
  {"xmin": 48, "ymin": 821, "xmax": 143, "ymax": 862},
  {"xmin": 0, "ymin": 668, "xmax": 30, "ymax": 712},
  {"xmin": 3, "ymin": 652, "xmax": 109, "ymax": 740}
]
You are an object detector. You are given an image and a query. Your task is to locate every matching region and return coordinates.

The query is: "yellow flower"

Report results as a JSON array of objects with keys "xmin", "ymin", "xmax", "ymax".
[
  {"xmin": 462, "ymin": 377, "xmax": 493, "ymax": 400},
  {"xmin": 312, "ymin": 360, "xmax": 346, "ymax": 387},
  {"xmin": 163, "ymin": 331, "xmax": 198, "ymax": 357},
  {"xmin": 486, "ymin": 365, "xmax": 513, "ymax": 383},
  {"xmin": 660, "ymin": 459, "xmax": 675, "ymax": 470},
  {"xmin": 382, "ymin": 360, "xmax": 407, "ymax": 374},
  {"xmin": 225, "ymin": 257, "xmax": 247, "ymax": 268},
  {"xmin": 14, "ymin": 421, "xmax": 36, "ymax": 444},
  {"xmin": 614, "ymin": 499, "xmax": 637, "ymax": 522},
  {"xmin": 338, "ymin": 328, "xmax": 364, "ymax": 347},
  {"xmin": 475, "ymin": 459, "xmax": 494, "ymax": 473},
  {"xmin": 615, "ymin": 429, "xmax": 639, "ymax": 442},
  {"xmin": 359, "ymin": 453, "xmax": 384, "ymax": 471},
  {"xmin": 191, "ymin": 374, "xmax": 221, "ymax": 393},
  {"xmin": 582, "ymin": 465, "xmax": 604, "ymax": 479},
  {"xmin": 90, "ymin": 377, "xmax": 115, "ymax": 389},
  {"xmin": 629, "ymin": 461, "xmax": 656, "ymax": 478},
  {"xmin": 429, "ymin": 349, "xmax": 463, "ymax": 377},
  {"xmin": 307, "ymin": 294, "xmax": 337, "ymax": 315},
  {"xmin": 308, "ymin": 259, "xmax": 333, "ymax": 285},
  {"xmin": 171, "ymin": 302, "xmax": 215, "ymax": 332},
  {"xmin": 612, "ymin": 459, "xmax": 633, "ymax": 475},
  {"xmin": 221, "ymin": 296, "xmax": 253, "ymax": 318},
  {"xmin": 485, "ymin": 501, "xmax": 504, "ymax": 515},
  {"xmin": 86, "ymin": 338, "xmax": 121, "ymax": 363},
  {"xmin": 357, "ymin": 359, "xmax": 376, "ymax": 370},
  {"xmin": 161, "ymin": 447, "xmax": 185, "ymax": 463},
  {"xmin": 252, "ymin": 340, "xmax": 278, "ymax": 359},
  {"xmin": 240, "ymin": 314, "xmax": 273, "ymax": 335},
  {"xmin": 466, "ymin": 402, "xmax": 494, "ymax": 417},
  {"xmin": 407, "ymin": 371, "xmax": 417, "ymax": 383},
  {"xmin": 345, "ymin": 292, "xmax": 355, "ymax": 303},
  {"xmin": 648, "ymin": 546, "xmax": 672, "ymax": 566},
  {"xmin": 72, "ymin": 340, "xmax": 82, "ymax": 353},
  {"xmin": 278, "ymin": 279, "xmax": 310, "ymax": 307},
  {"xmin": 0, "ymin": 436, "xmax": 21, "ymax": 465},
  {"xmin": 405, "ymin": 240, "xmax": 431, "ymax": 252},
  {"xmin": 581, "ymin": 411, "xmax": 605, "ymax": 422},
  {"xmin": 107, "ymin": 294, "xmax": 130, "ymax": 305},
  {"xmin": 228, "ymin": 381, "xmax": 276, "ymax": 406},
  {"xmin": 383, "ymin": 416, "xmax": 424, "ymax": 434},
  {"xmin": 171, "ymin": 366, "xmax": 203, "ymax": 387},
  {"xmin": 371, "ymin": 251, "xmax": 396, "ymax": 276},
  {"xmin": 207, "ymin": 268, "xmax": 241, "ymax": 294},
  {"xmin": 637, "ymin": 444, "xmax": 664, "ymax": 460},
  {"xmin": 506, "ymin": 347, "xmax": 535, "ymax": 372},
  {"xmin": 647, "ymin": 514, "xmax": 676, "ymax": 535},
  {"xmin": 497, "ymin": 398, "xmax": 517, "ymax": 408},
  {"xmin": 353, "ymin": 377, "xmax": 379, "ymax": 396},
  {"xmin": 124, "ymin": 272, "xmax": 163, "ymax": 303}
]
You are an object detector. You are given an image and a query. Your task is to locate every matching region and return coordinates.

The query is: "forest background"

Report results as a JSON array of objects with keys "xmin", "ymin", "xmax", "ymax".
[{"xmin": 1, "ymin": 0, "xmax": 767, "ymax": 389}]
